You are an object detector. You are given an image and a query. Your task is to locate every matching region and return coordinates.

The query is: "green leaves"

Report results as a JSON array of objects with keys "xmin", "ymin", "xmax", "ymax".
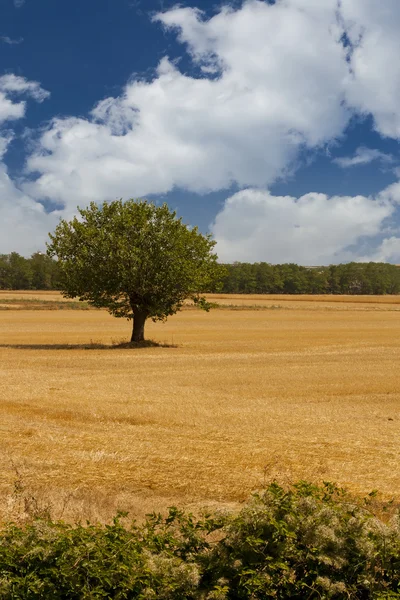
[
  {"xmin": 47, "ymin": 199, "xmax": 224, "ymax": 340},
  {"xmin": 2, "ymin": 483, "xmax": 400, "ymax": 598},
  {"xmin": 217, "ymin": 262, "xmax": 400, "ymax": 295}
]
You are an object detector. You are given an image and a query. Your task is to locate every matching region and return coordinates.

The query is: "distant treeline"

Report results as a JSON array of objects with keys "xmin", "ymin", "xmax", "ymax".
[
  {"xmin": 1, "ymin": 252, "xmax": 400, "ymax": 294},
  {"xmin": 0, "ymin": 252, "xmax": 61, "ymax": 290},
  {"xmin": 217, "ymin": 262, "xmax": 400, "ymax": 295}
]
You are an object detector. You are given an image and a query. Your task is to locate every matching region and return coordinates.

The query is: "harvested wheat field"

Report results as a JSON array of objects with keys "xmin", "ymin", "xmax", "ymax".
[{"xmin": 1, "ymin": 292, "xmax": 400, "ymax": 523}]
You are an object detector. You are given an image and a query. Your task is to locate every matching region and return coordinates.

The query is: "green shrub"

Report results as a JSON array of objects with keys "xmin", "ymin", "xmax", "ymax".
[
  {"xmin": 202, "ymin": 482, "xmax": 400, "ymax": 598},
  {"xmin": 1, "ymin": 483, "xmax": 399, "ymax": 599}
]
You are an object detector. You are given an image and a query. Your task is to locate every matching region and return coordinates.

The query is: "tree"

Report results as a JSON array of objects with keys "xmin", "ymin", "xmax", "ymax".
[
  {"xmin": 8, "ymin": 252, "xmax": 33, "ymax": 289},
  {"xmin": 47, "ymin": 199, "xmax": 224, "ymax": 342},
  {"xmin": 0, "ymin": 254, "xmax": 12, "ymax": 289},
  {"xmin": 30, "ymin": 252, "xmax": 61, "ymax": 290}
]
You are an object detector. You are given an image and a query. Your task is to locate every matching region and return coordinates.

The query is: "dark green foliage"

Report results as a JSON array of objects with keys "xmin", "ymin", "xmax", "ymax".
[
  {"xmin": 47, "ymin": 199, "xmax": 224, "ymax": 341},
  {"xmin": 0, "ymin": 252, "xmax": 33, "ymax": 290},
  {"xmin": 29, "ymin": 252, "xmax": 62, "ymax": 290},
  {"xmin": 216, "ymin": 262, "xmax": 400, "ymax": 295},
  {"xmin": 2, "ymin": 251, "xmax": 400, "ymax": 297},
  {"xmin": 1, "ymin": 483, "xmax": 400, "ymax": 599},
  {"xmin": 203, "ymin": 482, "xmax": 400, "ymax": 599},
  {"xmin": 0, "ymin": 252, "xmax": 61, "ymax": 290}
]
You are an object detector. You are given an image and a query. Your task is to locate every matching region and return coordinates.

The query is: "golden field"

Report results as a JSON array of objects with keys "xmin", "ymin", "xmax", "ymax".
[{"xmin": 1, "ymin": 291, "xmax": 400, "ymax": 523}]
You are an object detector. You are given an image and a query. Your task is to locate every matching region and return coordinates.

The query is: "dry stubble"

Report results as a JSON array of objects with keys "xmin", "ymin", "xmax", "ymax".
[{"xmin": 1, "ymin": 293, "xmax": 400, "ymax": 523}]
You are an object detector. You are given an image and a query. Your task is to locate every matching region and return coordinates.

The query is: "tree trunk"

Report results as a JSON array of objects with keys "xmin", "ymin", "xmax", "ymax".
[{"xmin": 131, "ymin": 310, "xmax": 147, "ymax": 342}]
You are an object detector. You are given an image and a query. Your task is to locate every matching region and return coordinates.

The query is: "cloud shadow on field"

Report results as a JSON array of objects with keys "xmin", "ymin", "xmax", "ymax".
[{"xmin": 0, "ymin": 340, "xmax": 177, "ymax": 350}]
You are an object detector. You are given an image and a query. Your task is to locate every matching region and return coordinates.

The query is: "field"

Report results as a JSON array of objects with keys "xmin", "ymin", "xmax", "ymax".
[{"xmin": 1, "ymin": 291, "xmax": 400, "ymax": 523}]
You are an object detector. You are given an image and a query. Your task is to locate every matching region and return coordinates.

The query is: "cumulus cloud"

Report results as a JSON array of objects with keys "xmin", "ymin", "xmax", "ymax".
[
  {"xmin": 0, "ymin": 163, "xmax": 60, "ymax": 255},
  {"xmin": 0, "ymin": 75, "xmax": 49, "ymax": 125},
  {"xmin": 0, "ymin": 75, "xmax": 49, "ymax": 164},
  {"xmin": 364, "ymin": 237, "xmax": 400, "ymax": 263},
  {"xmin": 24, "ymin": 0, "xmax": 350, "ymax": 208},
  {"xmin": 211, "ymin": 188, "xmax": 394, "ymax": 265},
  {"xmin": 0, "ymin": 74, "xmax": 53, "ymax": 254},
  {"xmin": 334, "ymin": 147, "xmax": 395, "ymax": 168},
  {"xmin": 340, "ymin": 0, "xmax": 400, "ymax": 138},
  {"xmin": 0, "ymin": 93, "xmax": 25, "ymax": 123},
  {"xmin": 3, "ymin": 0, "xmax": 400, "ymax": 261},
  {"xmin": 0, "ymin": 74, "xmax": 50, "ymax": 102}
]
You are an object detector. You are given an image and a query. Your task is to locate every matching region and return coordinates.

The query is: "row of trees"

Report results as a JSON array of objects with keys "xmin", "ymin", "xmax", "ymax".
[
  {"xmin": 0, "ymin": 252, "xmax": 61, "ymax": 290},
  {"xmin": 2, "ymin": 253, "xmax": 400, "ymax": 296},
  {"xmin": 219, "ymin": 261, "xmax": 400, "ymax": 295}
]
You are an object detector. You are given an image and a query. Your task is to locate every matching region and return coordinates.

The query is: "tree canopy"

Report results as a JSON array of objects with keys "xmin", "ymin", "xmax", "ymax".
[
  {"xmin": 2, "ymin": 250, "xmax": 400, "ymax": 298},
  {"xmin": 0, "ymin": 252, "xmax": 61, "ymax": 290},
  {"xmin": 47, "ymin": 199, "xmax": 224, "ymax": 342},
  {"xmin": 217, "ymin": 261, "xmax": 400, "ymax": 295}
]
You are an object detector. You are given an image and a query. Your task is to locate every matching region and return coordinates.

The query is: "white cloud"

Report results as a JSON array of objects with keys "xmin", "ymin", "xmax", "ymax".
[
  {"xmin": 0, "ymin": 92, "xmax": 25, "ymax": 123},
  {"xmin": 340, "ymin": 0, "xmax": 400, "ymax": 138},
  {"xmin": 334, "ymin": 146, "xmax": 394, "ymax": 168},
  {"xmin": 13, "ymin": 0, "xmax": 25, "ymax": 8},
  {"xmin": 0, "ymin": 74, "xmax": 53, "ymax": 254},
  {"xmin": 0, "ymin": 36, "xmax": 23, "ymax": 45},
  {"xmin": 0, "ymin": 74, "xmax": 50, "ymax": 102},
  {"xmin": 0, "ymin": 133, "xmax": 14, "ymax": 159},
  {"xmin": 0, "ymin": 75, "xmax": 49, "ymax": 125},
  {"xmin": 0, "ymin": 162, "xmax": 60, "ymax": 255},
  {"xmin": 211, "ymin": 188, "xmax": 394, "ymax": 265},
  {"xmin": 359, "ymin": 237, "xmax": 400, "ymax": 264},
  {"xmin": 24, "ymin": 0, "xmax": 350, "ymax": 208},
  {"xmin": 3, "ymin": 0, "xmax": 400, "ymax": 262}
]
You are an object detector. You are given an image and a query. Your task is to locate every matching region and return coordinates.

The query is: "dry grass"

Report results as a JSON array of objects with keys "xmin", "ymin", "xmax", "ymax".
[
  {"xmin": 210, "ymin": 293, "xmax": 400, "ymax": 311},
  {"xmin": 1, "ymin": 292, "xmax": 400, "ymax": 523},
  {"xmin": 0, "ymin": 290, "xmax": 71, "ymax": 302}
]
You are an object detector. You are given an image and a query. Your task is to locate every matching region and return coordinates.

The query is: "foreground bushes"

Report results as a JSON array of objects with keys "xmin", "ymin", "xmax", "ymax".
[{"xmin": 1, "ymin": 482, "xmax": 400, "ymax": 599}]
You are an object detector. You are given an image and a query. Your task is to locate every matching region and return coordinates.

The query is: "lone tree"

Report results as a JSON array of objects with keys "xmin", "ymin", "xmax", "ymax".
[{"xmin": 47, "ymin": 199, "xmax": 224, "ymax": 342}]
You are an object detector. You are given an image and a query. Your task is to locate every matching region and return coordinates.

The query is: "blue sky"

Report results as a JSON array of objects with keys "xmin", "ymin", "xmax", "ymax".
[{"xmin": 2, "ymin": 0, "xmax": 400, "ymax": 264}]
